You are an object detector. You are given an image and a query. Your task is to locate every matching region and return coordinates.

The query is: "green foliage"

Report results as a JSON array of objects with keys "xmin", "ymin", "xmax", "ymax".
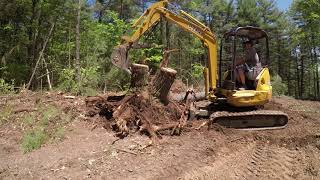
[
  {"xmin": 0, "ymin": 78, "xmax": 14, "ymax": 95},
  {"xmin": 271, "ymin": 75, "xmax": 288, "ymax": 96},
  {"xmin": 21, "ymin": 128, "xmax": 47, "ymax": 153},
  {"xmin": 57, "ymin": 68, "xmax": 78, "ymax": 93},
  {"xmin": 105, "ymin": 67, "xmax": 130, "ymax": 91},
  {"xmin": 57, "ymin": 67, "xmax": 99, "ymax": 95},
  {"xmin": 191, "ymin": 63, "xmax": 204, "ymax": 79},
  {"xmin": 0, "ymin": 0, "xmax": 319, "ymax": 99},
  {"xmin": 21, "ymin": 104, "xmax": 70, "ymax": 153}
]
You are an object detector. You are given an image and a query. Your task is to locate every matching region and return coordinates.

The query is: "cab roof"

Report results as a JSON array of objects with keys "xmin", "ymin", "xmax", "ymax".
[{"xmin": 224, "ymin": 26, "xmax": 268, "ymax": 40}]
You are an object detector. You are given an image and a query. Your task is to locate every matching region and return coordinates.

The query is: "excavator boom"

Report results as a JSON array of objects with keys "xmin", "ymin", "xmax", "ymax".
[{"xmin": 111, "ymin": 0, "xmax": 217, "ymax": 99}]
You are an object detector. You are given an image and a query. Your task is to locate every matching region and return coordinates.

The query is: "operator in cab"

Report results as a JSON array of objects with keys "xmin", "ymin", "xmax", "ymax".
[{"xmin": 235, "ymin": 40, "xmax": 262, "ymax": 89}]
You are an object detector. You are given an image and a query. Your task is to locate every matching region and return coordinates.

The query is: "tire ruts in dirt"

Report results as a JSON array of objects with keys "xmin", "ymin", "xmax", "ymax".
[{"xmin": 234, "ymin": 144, "xmax": 297, "ymax": 180}]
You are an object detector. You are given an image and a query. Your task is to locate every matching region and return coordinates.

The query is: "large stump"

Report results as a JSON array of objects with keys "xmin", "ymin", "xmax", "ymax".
[
  {"xmin": 131, "ymin": 63, "xmax": 149, "ymax": 91},
  {"xmin": 152, "ymin": 67, "xmax": 177, "ymax": 104}
]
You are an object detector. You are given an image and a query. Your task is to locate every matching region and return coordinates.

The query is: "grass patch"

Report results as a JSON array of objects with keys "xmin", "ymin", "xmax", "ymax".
[
  {"xmin": 52, "ymin": 127, "xmax": 65, "ymax": 141},
  {"xmin": 0, "ymin": 104, "xmax": 13, "ymax": 125},
  {"xmin": 23, "ymin": 113, "xmax": 35, "ymax": 125},
  {"xmin": 22, "ymin": 129, "xmax": 47, "ymax": 153},
  {"xmin": 20, "ymin": 104, "xmax": 72, "ymax": 153}
]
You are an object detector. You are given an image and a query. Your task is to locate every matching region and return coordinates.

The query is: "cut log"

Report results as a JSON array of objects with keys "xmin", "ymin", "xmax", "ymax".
[
  {"xmin": 152, "ymin": 67, "xmax": 177, "ymax": 104},
  {"xmin": 131, "ymin": 63, "xmax": 149, "ymax": 90}
]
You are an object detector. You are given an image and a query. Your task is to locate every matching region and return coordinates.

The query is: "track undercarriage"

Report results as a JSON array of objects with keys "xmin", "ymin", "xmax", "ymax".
[{"xmin": 190, "ymin": 100, "xmax": 289, "ymax": 130}]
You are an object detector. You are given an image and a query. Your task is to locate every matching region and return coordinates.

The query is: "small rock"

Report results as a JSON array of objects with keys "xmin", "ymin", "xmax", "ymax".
[{"xmin": 88, "ymin": 159, "xmax": 95, "ymax": 165}]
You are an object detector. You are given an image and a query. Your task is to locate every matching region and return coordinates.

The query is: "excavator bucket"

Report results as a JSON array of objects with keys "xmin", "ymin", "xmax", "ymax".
[{"xmin": 111, "ymin": 44, "xmax": 131, "ymax": 74}]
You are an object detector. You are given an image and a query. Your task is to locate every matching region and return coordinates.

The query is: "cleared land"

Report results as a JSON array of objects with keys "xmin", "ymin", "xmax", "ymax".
[{"xmin": 0, "ymin": 92, "xmax": 319, "ymax": 179}]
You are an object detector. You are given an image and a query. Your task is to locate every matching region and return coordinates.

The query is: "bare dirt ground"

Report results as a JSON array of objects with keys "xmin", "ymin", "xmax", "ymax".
[{"xmin": 0, "ymin": 93, "xmax": 319, "ymax": 180}]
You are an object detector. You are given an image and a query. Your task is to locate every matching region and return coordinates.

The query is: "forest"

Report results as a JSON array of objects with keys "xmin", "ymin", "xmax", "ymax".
[{"xmin": 0, "ymin": 0, "xmax": 319, "ymax": 99}]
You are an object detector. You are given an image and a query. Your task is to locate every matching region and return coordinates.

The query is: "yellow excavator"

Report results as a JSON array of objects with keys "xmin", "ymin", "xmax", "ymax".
[{"xmin": 111, "ymin": 0, "xmax": 288, "ymax": 129}]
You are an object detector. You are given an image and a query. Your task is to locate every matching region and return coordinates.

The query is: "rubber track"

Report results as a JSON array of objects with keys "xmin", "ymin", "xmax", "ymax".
[{"xmin": 209, "ymin": 110, "xmax": 288, "ymax": 130}]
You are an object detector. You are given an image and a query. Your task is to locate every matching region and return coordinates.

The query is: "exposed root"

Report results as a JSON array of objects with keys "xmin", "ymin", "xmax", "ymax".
[{"xmin": 85, "ymin": 91, "xmax": 193, "ymax": 143}]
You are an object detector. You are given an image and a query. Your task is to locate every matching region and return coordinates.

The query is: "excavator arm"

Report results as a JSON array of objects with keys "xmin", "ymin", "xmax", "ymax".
[{"xmin": 111, "ymin": 0, "xmax": 218, "ymax": 99}]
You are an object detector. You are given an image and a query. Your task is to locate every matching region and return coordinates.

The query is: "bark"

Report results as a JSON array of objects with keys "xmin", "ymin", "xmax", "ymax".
[
  {"xmin": 152, "ymin": 67, "xmax": 177, "ymax": 104},
  {"xmin": 311, "ymin": 34, "xmax": 319, "ymax": 99},
  {"xmin": 287, "ymin": 49, "xmax": 291, "ymax": 96},
  {"xmin": 130, "ymin": 63, "xmax": 149, "ymax": 90},
  {"xmin": 75, "ymin": 0, "xmax": 81, "ymax": 92},
  {"xmin": 27, "ymin": 0, "xmax": 38, "ymax": 69},
  {"xmin": 295, "ymin": 48, "xmax": 300, "ymax": 99}
]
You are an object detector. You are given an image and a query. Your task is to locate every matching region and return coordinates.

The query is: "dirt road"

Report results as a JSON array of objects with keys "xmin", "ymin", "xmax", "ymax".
[{"xmin": 0, "ymin": 94, "xmax": 319, "ymax": 179}]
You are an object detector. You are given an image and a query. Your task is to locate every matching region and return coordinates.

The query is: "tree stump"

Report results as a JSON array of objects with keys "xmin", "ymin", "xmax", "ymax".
[
  {"xmin": 131, "ymin": 63, "xmax": 149, "ymax": 91},
  {"xmin": 152, "ymin": 67, "xmax": 177, "ymax": 104}
]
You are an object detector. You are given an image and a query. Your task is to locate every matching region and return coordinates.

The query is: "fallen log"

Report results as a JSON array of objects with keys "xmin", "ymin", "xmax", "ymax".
[{"xmin": 169, "ymin": 92, "xmax": 206, "ymax": 102}]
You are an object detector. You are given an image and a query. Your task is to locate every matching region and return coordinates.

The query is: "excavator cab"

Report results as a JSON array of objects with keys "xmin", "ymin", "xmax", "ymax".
[{"xmin": 217, "ymin": 26, "xmax": 273, "ymax": 107}]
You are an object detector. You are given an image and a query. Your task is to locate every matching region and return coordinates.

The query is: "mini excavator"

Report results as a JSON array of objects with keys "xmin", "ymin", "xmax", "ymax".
[{"xmin": 111, "ymin": 0, "xmax": 288, "ymax": 129}]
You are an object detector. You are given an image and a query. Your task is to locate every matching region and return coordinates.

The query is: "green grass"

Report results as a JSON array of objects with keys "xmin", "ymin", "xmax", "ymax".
[
  {"xmin": 52, "ymin": 127, "xmax": 65, "ymax": 141},
  {"xmin": 23, "ymin": 113, "xmax": 35, "ymax": 125},
  {"xmin": 21, "ymin": 129, "xmax": 47, "ymax": 153},
  {"xmin": 20, "ymin": 104, "xmax": 70, "ymax": 153},
  {"xmin": 40, "ymin": 105, "xmax": 60, "ymax": 126},
  {"xmin": 0, "ymin": 104, "xmax": 13, "ymax": 125}
]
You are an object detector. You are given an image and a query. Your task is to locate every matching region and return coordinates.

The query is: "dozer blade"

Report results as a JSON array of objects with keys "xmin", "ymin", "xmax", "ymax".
[
  {"xmin": 210, "ymin": 110, "xmax": 288, "ymax": 130},
  {"xmin": 111, "ymin": 44, "xmax": 131, "ymax": 74}
]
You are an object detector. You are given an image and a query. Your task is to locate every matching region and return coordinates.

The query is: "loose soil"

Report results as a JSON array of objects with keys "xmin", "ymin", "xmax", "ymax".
[{"xmin": 0, "ymin": 93, "xmax": 319, "ymax": 180}]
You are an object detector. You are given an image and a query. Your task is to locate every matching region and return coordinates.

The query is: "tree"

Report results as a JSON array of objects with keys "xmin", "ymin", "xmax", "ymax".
[{"xmin": 76, "ymin": 0, "xmax": 81, "ymax": 92}]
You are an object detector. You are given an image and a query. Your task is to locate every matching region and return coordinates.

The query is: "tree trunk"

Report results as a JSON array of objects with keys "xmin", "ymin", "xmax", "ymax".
[
  {"xmin": 300, "ymin": 54, "xmax": 304, "ymax": 98},
  {"xmin": 76, "ymin": 0, "xmax": 81, "ymax": 92},
  {"xmin": 287, "ymin": 50, "xmax": 291, "ymax": 96},
  {"xmin": 1, "ymin": 45, "xmax": 18, "ymax": 66},
  {"xmin": 152, "ymin": 67, "xmax": 177, "ymax": 104},
  {"xmin": 27, "ymin": 23, "xmax": 55, "ymax": 89},
  {"xmin": 277, "ymin": 32, "xmax": 281, "ymax": 76},
  {"xmin": 311, "ymin": 33, "xmax": 319, "ymax": 99},
  {"xmin": 42, "ymin": 57, "xmax": 52, "ymax": 90},
  {"xmin": 120, "ymin": 0, "xmax": 124, "ymax": 19},
  {"xmin": 131, "ymin": 63, "xmax": 149, "ymax": 90},
  {"xmin": 295, "ymin": 48, "xmax": 300, "ymax": 99},
  {"xmin": 165, "ymin": 20, "xmax": 170, "ymax": 48}
]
